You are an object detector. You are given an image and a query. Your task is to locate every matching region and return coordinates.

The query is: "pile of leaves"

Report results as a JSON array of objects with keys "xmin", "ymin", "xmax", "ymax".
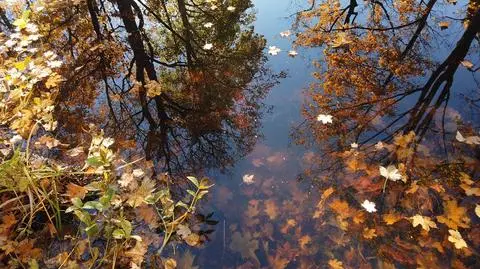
[{"xmin": 0, "ymin": 4, "xmax": 212, "ymax": 269}]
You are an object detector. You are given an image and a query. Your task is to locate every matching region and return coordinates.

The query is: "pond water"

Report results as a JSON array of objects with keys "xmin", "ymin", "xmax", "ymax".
[
  {"xmin": 1, "ymin": 0, "xmax": 479, "ymax": 268},
  {"xmin": 174, "ymin": 0, "xmax": 480, "ymax": 268}
]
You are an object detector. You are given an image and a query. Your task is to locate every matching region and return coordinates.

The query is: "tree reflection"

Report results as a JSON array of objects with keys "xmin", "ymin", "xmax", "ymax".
[
  {"xmin": 293, "ymin": 0, "xmax": 480, "ymax": 267},
  {"xmin": 31, "ymin": 0, "xmax": 276, "ymax": 177}
]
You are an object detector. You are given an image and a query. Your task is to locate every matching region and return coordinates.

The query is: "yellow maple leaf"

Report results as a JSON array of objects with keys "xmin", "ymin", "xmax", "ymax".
[
  {"xmin": 410, "ymin": 215, "xmax": 437, "ymax": 232},
  {"xmin": 460, "ymin": 184, "xmax": 480, "ymax": 196},
  {"xmin": 437, "ymin": 200, "xmax": 470, "ymax": 229},
  {"xmin": 313, "ymin": 187, "xmax": 334, "ymax": 218},
  {"xmin": 363, "ymin": 228, "xmax": 377, "ymax": 239},
  {"xmin": 383, "ymin": 213, "xmax": 403, "ymax": 225},
  {"xmin": 447, "ymin": 229, "xmax": 467, "ymax": 249},
  {"xmin": 298, "ymin": 235, "xmax": 312, "ymax": 250},
  {"xmin": 329, "ymin": 199, "xmax": 353, "ymax": 220},
  {"xmin": 328, "ymin": 259, "xmax": 344, "ymax": 269}
]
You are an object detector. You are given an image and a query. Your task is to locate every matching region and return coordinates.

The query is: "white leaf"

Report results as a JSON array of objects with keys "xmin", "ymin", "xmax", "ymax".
[
  {"xmin": 242, "ymin": 174, "xmax": 255, "ymax": 185},
  {"xmin": 361, "ymin": 200, "xmax": 377, "ymax": 213},
  {"xmin": 316, "ymin": 114, "xmax": 333, "ymax": 124},
  {"xmin": 379, "ymin": 165, "xmax": 403, "ymax": 182},
  {"xmin": 268, "ymin": 46, "xmax": 281, "ymax": 56}
]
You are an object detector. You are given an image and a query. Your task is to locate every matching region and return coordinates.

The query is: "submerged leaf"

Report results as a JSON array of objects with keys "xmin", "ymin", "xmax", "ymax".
[{"xmin": 229, "ymin": 231, "xmax": 259, "ymax": 263}]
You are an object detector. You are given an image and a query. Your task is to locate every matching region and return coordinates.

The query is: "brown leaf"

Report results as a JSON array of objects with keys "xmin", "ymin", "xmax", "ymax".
[
  {"xmin": 66, "ymin": 183, "xmax": 88, "ymax": 200},
  {"xmin": 136, "ymin": 205, "xmax": 159, "ymax": 229},
  {"xmin": 437, "ymin": 200, "xmax": 470, "ymax": 229},
  {"xmin": 328, "ymin": 259, "xmax": 344, "ymax": 269},
  {"xmin": 313, "ymin": 187, "xmax": 334, "ymax": 218},
  {"xmin": 264, "ymin": 199, "xmax": 279, "ymax": 220},
  {"xmin": 383, "ymin": 213, "xmax": 403, "ymax": 225},
  {"xmin": 229, "ymin": 231, "xmax": 259, "ymax": 264},
  {"xmin": 363, "ymin": 228, "xmax": 377, "ymax": 239}
]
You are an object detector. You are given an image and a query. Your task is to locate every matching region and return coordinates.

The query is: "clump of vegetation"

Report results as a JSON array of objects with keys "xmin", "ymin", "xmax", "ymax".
[{"xmin": 0, "ymin": 7, "xmax": 212, "ymax": 269}]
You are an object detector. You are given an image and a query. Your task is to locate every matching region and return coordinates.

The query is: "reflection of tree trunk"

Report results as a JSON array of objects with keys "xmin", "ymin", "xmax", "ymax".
[
  {"xmin": 116, "ymin": 0, "xmax": 157, "ymax": 127},
  {"xmin": 379, "ymin": 0, "xmax": 437, "ymax": 94},
  {"xmin": 406, "ymin": 8, "xmax": 480, "ymax": 136},
  {"xmin": 0, "ymin": 8, "xmax": 12, "ymax": 30},
  {"xmin": 116, "ymin": 0, "xmax": 175, "ymax": 161},
  {"xmin": 177, "ymin": 0, "xmax": 195, "ymax": 64},
  {"xmin": 87, "ymin": 0, "xmax": 102, "ymax": 39},
  {"xmin": 344, "ymin": 0, "xmax": 358, "ymax": 24}
]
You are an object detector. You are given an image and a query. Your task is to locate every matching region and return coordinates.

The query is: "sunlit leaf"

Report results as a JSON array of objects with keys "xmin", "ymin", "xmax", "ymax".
[
  {"xmin": 437, "ymin": 200, "xmax": 470, "ymax": 229},
  {"xmin": 410, "ymin": 215, "xmax": 437, "ymax": 232},
  {"xmin": 448, "ymin": 229, "xmax": 468, "ymax": 249}
]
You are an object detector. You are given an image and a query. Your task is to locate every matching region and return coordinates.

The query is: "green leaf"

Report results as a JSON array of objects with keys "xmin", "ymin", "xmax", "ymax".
[
  {"xmin": 71, "ymin": 197, "xmax": 83, "ymax": 207},
  {"xmin": 28, "ymin": 259, "xmax": 39, "ymax": 269},
  {"xmin": 83, "ymin": 201, "xmax": 104, "ymax": 212},
  {"xmin": 85, "ymin": 223, "xmax": 99, "ymax": 237},
  {"xmin": 87, "ymin": 156, "xmax": 103, "ymax": 167},
  {"xmin": 73, "ymin": 209, "xmax": 91, "ymax": 225},
  {"xmin": 65, "ymin": 206, "xmax": 75, "ymax": 213},
  {"xmin": 99, "ymin": 188, "xmax": 114, "ymax": 206},
  {"xmin": 197, "ymin": 190, "xmax": 209, "ymax": 199},
  {"xmin": 112, "ymin": 229, "xmax": 126, "ymax": 239},
  {"xmin": 187, "ymin": 189, "xmax": 196, "ymax": 197},
  {"xmin": 176, "ymin": 201, "xmax": 189, "ymax": 209},
  {"xmin": 119, "ymin": 219, "xmax": 132, "ymax": 237},
  {"xmin": 187, "ymin": 176, "xmax": 199, "ymax": 187}
]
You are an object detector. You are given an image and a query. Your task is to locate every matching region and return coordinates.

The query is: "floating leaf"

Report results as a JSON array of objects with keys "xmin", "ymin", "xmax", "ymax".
[
  {"xmin": 448, "ymin": 229, "xmax": 467, "ymax": 249},
  {"xmin": 316, "ymin": 114, "xmax": 333, "ymax": 124},
  {"xmin": 379, "ymin": 165, "xmax": 404, "ymax": 182},
  {"xmin": 410, "ymin": 215, "xmax": 437, "ymax": 232},
  {"xmin": 383, "ymin": 213, "xmax": 403, "ymax": 225},
  {"xmin": 361, "ymin": 200, "xmax": 377, "ymax": 213},
  {"xmin": 363, "ymin": 228, "xmax": 377, "ymax": 239},
  {"xmin": 438, "ymin": 21, "xmax": 450, "ymax": 30},
  {"xmin": 437, "ymin": 200, "xmax": 470, "ymax": 229},
  {"xmin": 242, "ymin": 174, "xmax": 255, "ymax": 185},
  {"xmin": 328, "ymin": 259, "xmax": 344, "ymax": 269}
]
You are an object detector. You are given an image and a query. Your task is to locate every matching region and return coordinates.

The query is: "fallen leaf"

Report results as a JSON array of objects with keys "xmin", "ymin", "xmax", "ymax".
[
  {"xmin": 410, "ymin": 215, "xmax": 437, "ymax": 232},
  {"xmin": 125, "ymin": 240, "xmax": 147, "ymax": 268},
  {"xmin": 437, "ymin": 200, "xmax": 470, "ymax": 229},
  {"xmin": 363, "ymin": 228, "xmax": 377, "ymax": 239},
  {"xmin": 164, "ymin": 258, "xmax": 177, "ymax": 269},
  {"xmin": 229, "ymin": 231, "xmax": 259, "ymax": 264},
  {"xmin": 438, "ymin": 21, "xmax": 450, "ymax": 30},
  {"xmin": 264, "ymin": 199, "xmax": 278, "ymax": 220},
  {"xmin": 185, "ymin": 233, "xmax": 200, "ymax": 246},
  {"xmin": 461, "ymin": 60, "xmax": 474, "ymax": 69},
  {"xmin": 267, "ymin": 252, "xmax": 290, "ymax": 269},
  {"xmin": 361, "ymin": 200, "xmax": 377, "ymax": 213},
  {"xmin": 476, "ymin": 204, "xmax": 480, "ymax": 218},
  {"xmin": 460, "ymin": 184, "xmax": 480, "ymax": 196},
  {"xmin": 328, "ymin": 259, "xmax": 344, "ymax": 269},
  {"xmin": 383, "ymin": 213, "xmax": 403, "ymax": 225},
  {"xmin": 448, "ymin": 229, "xmax": 468, "ymax": 249},
  {"xmin": 136, "ymin": 205, "xmax": 159, "ymax": 229},
  {"xmin": 313, "ymin": 187, "xmax": 334, "ymax": 218},
  {"xmin": 66, "ymin": 183, "xmax": 88, "ymax": 200},
  {"xmin": 298, "ymin": 235, "xmax": 311, "ymax": 250},
  {"xmin": 243, "ymin": 174, "xmax": 255, "ymax": 185}
]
